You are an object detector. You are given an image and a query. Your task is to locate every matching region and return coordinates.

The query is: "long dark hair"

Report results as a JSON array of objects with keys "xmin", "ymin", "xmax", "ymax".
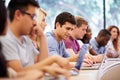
[{"xmin": 0, "ymin": 0, "xmax": 8, "ymax": 77}]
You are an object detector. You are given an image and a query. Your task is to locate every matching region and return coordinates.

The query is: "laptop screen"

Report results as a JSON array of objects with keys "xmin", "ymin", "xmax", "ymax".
[{"xmin": 75, "ymin": 44, "xmax": 88, "ymax": 70}]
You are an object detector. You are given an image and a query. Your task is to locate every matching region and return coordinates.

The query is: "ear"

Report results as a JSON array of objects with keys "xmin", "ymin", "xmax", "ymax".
[
  {"xmin": 14, "ymin": 10, "xmax": 22, "ymax": 21},
  {"xmin": 55, "ymin": 22, "xmax": 61, "ymax": 29}
]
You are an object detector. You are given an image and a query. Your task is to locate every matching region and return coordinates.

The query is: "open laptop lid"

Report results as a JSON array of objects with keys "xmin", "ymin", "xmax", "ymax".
[{"xmin": 75, "ymin": 44, "xmax": 88, "ymax": 70}]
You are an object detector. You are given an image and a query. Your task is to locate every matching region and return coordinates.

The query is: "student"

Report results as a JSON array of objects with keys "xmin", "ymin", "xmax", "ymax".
[
  {"xmin": 64, "ymin": 16, "xmax": 87, "ymax": 55},
  {"xmin": 90, "ymin": 29, "xmax": 111, "ymax": 55},
  {"xmin": 106, "ymin": 25, "xmax": 120, "ymax": 58},
  {"xmin": 0, "ymin": 0, "xmax": 70, "ymax": 78},
  {"xmin": 29, "ymin": 8, "xmax": 48, "ymax": 62},
  {"xmin": 29, "ymin": 8, "xmax": 47, "ymax": 51},
  {"xmin": 45, "ymin": 12, "xmax": 77, "ymax": 61},
  {"xmin": 0, "ymin": 1, "xmax": 44, "ymax": 79}
]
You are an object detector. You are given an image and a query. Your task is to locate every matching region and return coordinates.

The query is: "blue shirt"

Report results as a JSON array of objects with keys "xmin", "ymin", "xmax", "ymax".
[
  {"xmin": 90, "ymin": 38, "xmax": 105, "ymax": 54},
  {"xmin": 45, "ymin": 31, "xmax": 70, "ymax": 58}
]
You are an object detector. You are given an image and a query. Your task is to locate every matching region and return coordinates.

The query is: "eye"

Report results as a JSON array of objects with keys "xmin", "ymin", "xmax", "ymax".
[{"xmin": 66, "ymin": 27, "xmax": 71, "ymax": 30}]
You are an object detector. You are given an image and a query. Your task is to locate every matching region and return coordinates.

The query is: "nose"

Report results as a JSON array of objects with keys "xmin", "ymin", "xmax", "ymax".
[
  {"xmin": 32, "ymin": 20, "xmax": 37, "ymax": 26},
  {"xmin": 68, "ymin": 30, "xmax": 72, "ymax": 36},
  {"xmin": 44, "ymin": 22, "xmax": 47, "ymax": 27}
]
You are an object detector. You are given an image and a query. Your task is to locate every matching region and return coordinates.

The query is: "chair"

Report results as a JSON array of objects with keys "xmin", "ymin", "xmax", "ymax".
[{"xmin": 99, "ymin": 62, "xmax": 120, "ymax": 80}]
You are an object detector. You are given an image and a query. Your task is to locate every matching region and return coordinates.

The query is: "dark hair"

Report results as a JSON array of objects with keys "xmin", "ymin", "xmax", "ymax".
[
  {"xmin": 0, "ymin": 43, "xmax": 8, "ymax": 77},
  {"xmin": 54, "ymin": 12, "xmax": 76, "ymax": 29},
  {"xmin": 75, "ymin": 16, "xmax": 88, "ymax": 28},
  {"xmin": 0, "ymin": 0, "xmax": 7, "ymax": 35},
  {"xmin": 8, "ymin": 0, "xmax": 40, "ymax": 21},
  {"xmin": 98, "ymin": 29, "xmax": 111, "ymax": 37},
  {"xmin": 0, "ymin": 0, "xmax": 8, "ymax": 77},
  {"xmin": 107, "ymin": 25, "xmax": 119, "ymax": 51}
]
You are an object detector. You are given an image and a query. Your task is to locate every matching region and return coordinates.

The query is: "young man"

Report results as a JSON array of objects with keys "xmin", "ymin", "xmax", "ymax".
[
  {"xmin": 90, "ymin": 29, "xmax": 111, "ymax": 55},
  {"xmin": 46, "ymin": 12, "xmax": 77, "ymax": 61},
  {"xmin": 0, "ymin": 0, "xmax": 70, "ymax": 77}
]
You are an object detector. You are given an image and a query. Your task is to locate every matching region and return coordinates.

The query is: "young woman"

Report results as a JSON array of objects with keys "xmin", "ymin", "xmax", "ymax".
[{"xmin": 106, "ymin": 25, "xmax": 120, "ymax": 58}]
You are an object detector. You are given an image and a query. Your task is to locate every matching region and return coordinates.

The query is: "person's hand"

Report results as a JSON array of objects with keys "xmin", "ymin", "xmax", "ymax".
[
  {"xmin": 32, "ymin": 24, "xmax": 44, "ymax": 37},
  {"xmin": 82, "ymin": 58, "xmax": 93, "ymax": 67},
  {"xmin": 52, "ymin": 55, "xmax": 71, "ymax": 70},
  {"xmin": 43, "ymin": 66, "xmax": 70, "ymax": 78},
  {"xmin": 84, "ymin": 53, "xmax": 95, "ymax": 63}
]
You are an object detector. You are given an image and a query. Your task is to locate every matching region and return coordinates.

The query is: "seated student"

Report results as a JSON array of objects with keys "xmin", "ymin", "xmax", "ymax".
[
  {"xmin": 29, "ymin": 8, "xmax": 48, "ymax": 63},
  {"xmin": 0, "ymin": 1, "xmax": 44, "ymax": 79},
  {"xmin": 106, "ymin": 25, "xmax": 120, "ymax": 58},
  {"xmin": 46, "ymin": 12, "xmax": 76, "ymax": 60},
  {"xmin": 64, "ymin": 16, "xmax": 87, "ymax": 56},
  {"xmin": 90, "ymin": 29, "xmax": 111, "ymax": 55},
  {"xmin": 0, "ymin": 0, "xmax": 70, "ymax": 78}
]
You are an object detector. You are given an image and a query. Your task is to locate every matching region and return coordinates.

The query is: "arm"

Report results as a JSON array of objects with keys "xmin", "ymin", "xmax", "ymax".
[
  {"xmin": 41, "ymin": 65, "xmax": 70, "ymax": 78},
  {"xmin": 67, "ymin": 54, "xmax": 79, "ymax": 62},
  {"xmin": 32, "ymin": 25, "xmax": 48, "ymax": 61},
  {"xmin": 66, "ymin": 49, "xmax": 76, "ymax": 56},
  {"xmin": 92, "ymin": 54, "xmax": 104, "ymax": 63},
  {"xmin": 7, "ymin": 55, "xmax": 70, "ymax": 72}
]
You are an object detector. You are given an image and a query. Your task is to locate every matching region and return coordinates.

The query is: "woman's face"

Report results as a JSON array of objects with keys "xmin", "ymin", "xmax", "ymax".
[
  {"xmin": 110, "ymin": 28, "xmax": 118, "ymax": 40},
  {"xmin": 40, "ymin": 14, "xmax": 47, "ymax": 31}
]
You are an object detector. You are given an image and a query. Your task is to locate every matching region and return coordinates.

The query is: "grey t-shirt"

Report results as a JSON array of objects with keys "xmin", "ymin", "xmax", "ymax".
[
  {"xmin": 0, "ymin": 29, "xmax": 39, "ymax": 67},
  {"xmin": 45, "ymin": 31, "xmax": 70, "ymax": 58}
]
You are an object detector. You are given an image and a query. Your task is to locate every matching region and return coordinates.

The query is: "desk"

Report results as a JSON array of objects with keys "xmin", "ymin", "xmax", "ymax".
[{"xmin": 70, "ymin": 70, "xmax": 99, "ymax": 80}]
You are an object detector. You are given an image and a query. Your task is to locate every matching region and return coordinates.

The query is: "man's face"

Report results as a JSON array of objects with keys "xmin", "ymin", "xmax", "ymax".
[
  {"xmin": 99, "ymin": 35, "xmax": 110, "ymax": 47},
  {"xmin": 19, "ymin": 5, "xmax": 36, "ymax": 35},
  {"xmin": 57, "ymin": 22, "xmax": 74, "ymax": 40},
  {"xmin": 74, "ymin": 24, "xmax": 87, "ymax": 39}
]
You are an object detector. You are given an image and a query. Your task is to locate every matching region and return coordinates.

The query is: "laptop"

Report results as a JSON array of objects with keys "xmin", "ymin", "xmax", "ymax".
[
  {"xmin": 78, "ymin": 45, "xmax": 109, "ymax": 70},
  {"xmin": 80, "ymin": 63, "xmax": 101, "ymax": 70},
  {"xmin": 106, "ymin": 58, "xmax": 120, "ymax": 61}
]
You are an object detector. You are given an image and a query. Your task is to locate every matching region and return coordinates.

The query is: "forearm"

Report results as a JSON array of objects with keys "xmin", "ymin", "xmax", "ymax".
[
  {"xmin": 38, "ymin": 35, "xmax": 48, "ymax": 61},
  {"xmin": 92, "ymin": 54, "xmax": 104, "ymax": 63},
  {"xmin": 24, "ymin": 56, "xmax": 56, "ymax": 71}
]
